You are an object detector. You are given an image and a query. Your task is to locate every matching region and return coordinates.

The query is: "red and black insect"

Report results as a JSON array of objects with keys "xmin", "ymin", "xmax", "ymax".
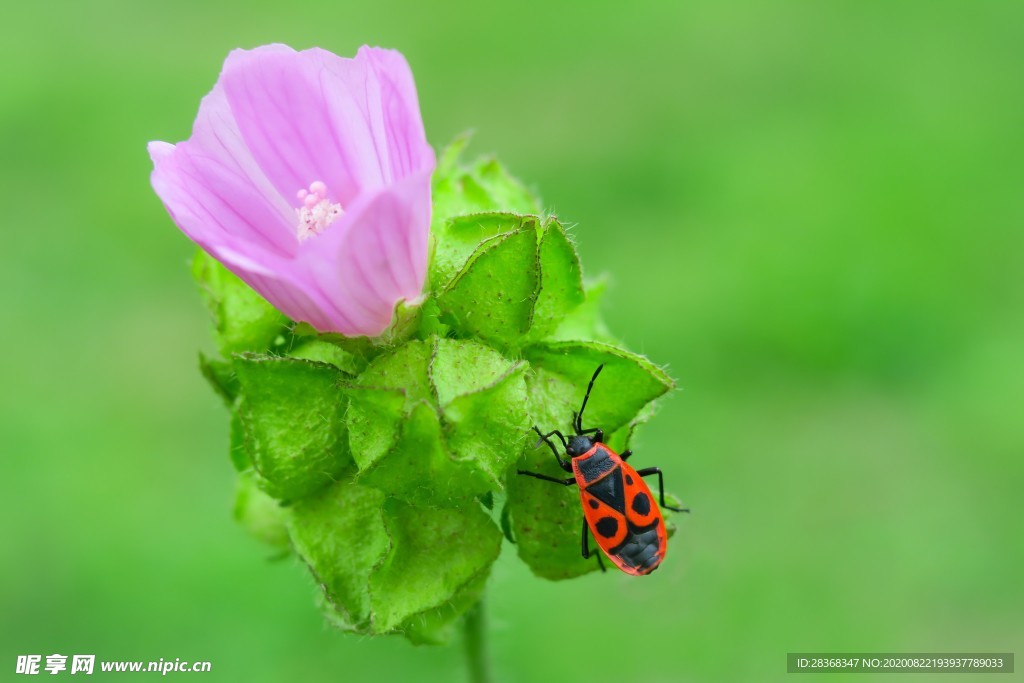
[{"xmin": 518, "ymin": 365, "xmax": 688, "ymax": 575}]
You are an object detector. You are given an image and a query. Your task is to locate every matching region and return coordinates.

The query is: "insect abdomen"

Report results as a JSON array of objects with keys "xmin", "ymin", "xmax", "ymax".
[{"xmin": 611, "ymin": 522, "xmax": 663, "ymax": 574}]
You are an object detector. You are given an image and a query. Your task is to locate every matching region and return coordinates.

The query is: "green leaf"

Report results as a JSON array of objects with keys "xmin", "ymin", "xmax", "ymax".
[
  {"xmin": 435, "ymin": 132, "xmax": 473, "ymax": 179},
  {"xmin": 289, "ymin": 338, "xmax": 363, "ymax": 376},
  {"xmin": 288, "ymin": 479, "xmax": 389, "ymax": 630},
  {"xmin": 522, "ymin": 341, "xmax": 675, "ymax": 435},
  {"xmin": 431, "ymin": 338, "xmax": 530, "ymax": 489},
  {"xmin": 430, "ymin": 213, "xmax": 589, "ymax": 348},
  {"xmin": 345, "ymin": 386, "xmax": 406, "ymax": 473},
  {"xmin": 505, "ymin": 449, "xmax": 594, "ymax": 580},
  {"xmin": 228, "ymin": 405, "xmax": 250, "ymax": 471},
  {"xmin": 233, "ymin": 469, "xmax": 290, "ymax": 551},
  {"xmin": 500, "ymin": 498, "xmax": 516, "ymax": 544},
  {"xmin": 604, "ymin": 417, "xmax": 640, "ymax": 455},
  {"xmin": 430, "ymin": 136, "xmax": 542, "ymax": 298},
  {"xmin": 288, "ymin": 480, "xmax": 501, "ymax": 642},
  {"xmin": 233, "ymin": 354, "xmax": 353, "ymax": 501},
  {"xmin": 429, "ymin": 336, "xmax": 521, "ymax": 406},
  {"xmin": 430, "ymin": 213, "xmax": 527, "ymax": 291},
  {"xmin": 437, "ymin": 223, "xmax": 540, "ymax": 346},
  {"xmin": 401, "ymin": 575, "xmax": 487, "ymax": 646},
  {"xmin": 345, "ymin": 340, "xmax": 432, "ymax": 478},
  {"xmin": 547, "ymin": 279, "xmax": 618, "ymax": 344},
  {"xmin": 438, "ymin": 359, "xmax": 530, "ymax": 487},
  {"xmin": 432, "ymin": 137, "xmax": 541, "ymax": 231},
  {"xmin": 473, "ymin": 158, "xmax": 541, "ymax": 213},
  {"xmin": 354, "ymin": 339, "xmax": 435, "ymax": 408},
  {"xmin": 347, "ymin": 337, "xmax": 530, "ymax": 505},
  {"xmin": 357, "ymin": 400, "xmax": 493, "ymax": 506},
  {"xmin": 369, "ymin": 498, "xmax": 500, "ymax": 634},
  {"xmin": 291, "ymin": 322, "xmax": 378, "ymax": 362},
  {"xmin": 198, "ymin": 352, "xmax": 239, "ymax": 406},
  {"xmin": 192, "ymin": 249, "xmax": 288, "ymax": 355},
  {"xmin": 525, "ymin": 218, "xmax": 586, "ymax": 342},
  {"xmin": 414, "ymin": 296, "xmax": 449, "ymax": 339},
  {"xmin": 507, "ymin": 341, "xmax": 675, "ymax": 579}
]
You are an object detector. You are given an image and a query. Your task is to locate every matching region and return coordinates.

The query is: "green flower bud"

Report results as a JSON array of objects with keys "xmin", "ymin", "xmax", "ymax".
[{"xmin": 189, "ymin": 140, "xmax": 678, "ymax": 643}]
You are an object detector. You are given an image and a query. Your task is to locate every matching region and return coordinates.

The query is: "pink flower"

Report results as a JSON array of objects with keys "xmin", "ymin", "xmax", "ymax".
[{"xmin": 149, "ymin": 44, "xmax": 435, "ymax": 336}]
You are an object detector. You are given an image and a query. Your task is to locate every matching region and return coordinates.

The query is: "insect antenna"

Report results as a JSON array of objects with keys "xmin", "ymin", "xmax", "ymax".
[{"xmin": 574, "ymin": 364, "xmax": 605, "ymax": 433}]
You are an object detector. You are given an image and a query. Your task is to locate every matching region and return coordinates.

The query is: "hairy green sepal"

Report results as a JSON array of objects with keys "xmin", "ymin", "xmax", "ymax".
[
  {"xmin": 233, "ymin": 355, "xmax": 353, "ymax": 502},
  {"xmin": 347, "ymin": 337, "xmax": 529, "ymax": 506},
  {"xmin": 288, "ymin": 480, "xmax": 501, "ymax": 642}
]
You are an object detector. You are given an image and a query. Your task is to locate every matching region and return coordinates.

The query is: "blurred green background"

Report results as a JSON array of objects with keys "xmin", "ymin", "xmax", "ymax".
[{"xmin": 2, "ymin": 1, "xmax": 1022, "ymax": 681}]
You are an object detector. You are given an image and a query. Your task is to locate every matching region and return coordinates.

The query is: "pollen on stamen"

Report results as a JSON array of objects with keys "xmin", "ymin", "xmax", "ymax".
[{"xmin": 295, "ymin": 180, "xmax": 343, "ymax": 242}]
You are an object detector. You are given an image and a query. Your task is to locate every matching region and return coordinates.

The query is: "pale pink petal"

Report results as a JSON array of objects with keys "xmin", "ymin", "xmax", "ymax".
[
  {"xmin": 149, "ymin": 44, "xmax": 435, "ymax": 337},
  {"xmin": 220, "ymin": 45, "xmax": 374, "ymax": 206},
  {"xmin": 183, "ymin": 82, "xmax": 298, "ymax": 254},
  {"xmin": 149, "ymin": 141, "xmax": 293, "ymax": 260},
  {"xmin": 231, "ymin": 261, "xmax": 359, "ymax": 333},
  {"xmin": 302, "ymin": 168, "xmax": 433, "ymax": 336},
  {"xmin": 315, "ymin": 46, "xmax": 434, "ymax": 187}
]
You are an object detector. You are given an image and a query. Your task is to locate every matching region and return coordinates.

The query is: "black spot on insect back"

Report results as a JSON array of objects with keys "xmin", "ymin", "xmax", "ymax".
[
  {"xmin": 631, "ymin": 492, "xmax": 651, "ymax": 516},
  {"xmin": 595, "ymin": 517, "xmax": 619, "ymax": 538}
]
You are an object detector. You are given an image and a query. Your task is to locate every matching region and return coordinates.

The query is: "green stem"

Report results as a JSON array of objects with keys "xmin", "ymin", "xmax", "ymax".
[{"xmin": 462, "ymin": 599, "xmax": 492, "ymax": 683}]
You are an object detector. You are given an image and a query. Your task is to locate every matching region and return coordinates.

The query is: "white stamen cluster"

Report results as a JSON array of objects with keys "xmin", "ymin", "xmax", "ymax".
[{"xmin": 295, "ymin": 180, "xmax": 343, "ymax": 242}]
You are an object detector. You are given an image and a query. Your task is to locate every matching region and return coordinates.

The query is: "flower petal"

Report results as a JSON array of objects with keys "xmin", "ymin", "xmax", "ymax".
[
  {"xmin": 301, "ymin": 169, "xmax": 434, "ymax": 336},
  {"xmin": 150, "ymin": 44, "xmax": 436, "ymax": 338},
  {"xmin": 149, "ymin": 136, "xmax": 338, "ymax": 330},
  {"xmin": 334, "ymin": 46, "xmax": 434, "ymax": 181},
  {"xmin": 220, "ymin": 45, "xmax": 433, "ymax": 207},
  {"xmin": 224, "ymin": 255, "xmax": 359, "ymax": 334},
  {"xmin": 149, "ymin": 84, "xmax": 297, "ymax": 258}
]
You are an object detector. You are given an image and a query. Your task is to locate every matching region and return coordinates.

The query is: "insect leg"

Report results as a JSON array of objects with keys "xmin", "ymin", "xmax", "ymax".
[
  {"xmin": 620, "ymin": 449, "xmax": 633, "ymax": 461},
  {"xmin": 581, "ymin": 519, "xmax": 607, "ymax": 572},
  {"xmin": 635, "ymin": 467, "xmax": 689, "ymax": 512},
  {"xmin": 517, "ymin": 471, "xmax": 576, "ymax": 486},
  {"xmin": 531, "ymin": 426, "xmax": 571, "ymax": 471}
]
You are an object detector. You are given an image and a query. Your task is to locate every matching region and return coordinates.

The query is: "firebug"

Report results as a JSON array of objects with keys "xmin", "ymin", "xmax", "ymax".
[{"xmin": 518, "ymin": 364, "xmax": 688, "ymax": 575}]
